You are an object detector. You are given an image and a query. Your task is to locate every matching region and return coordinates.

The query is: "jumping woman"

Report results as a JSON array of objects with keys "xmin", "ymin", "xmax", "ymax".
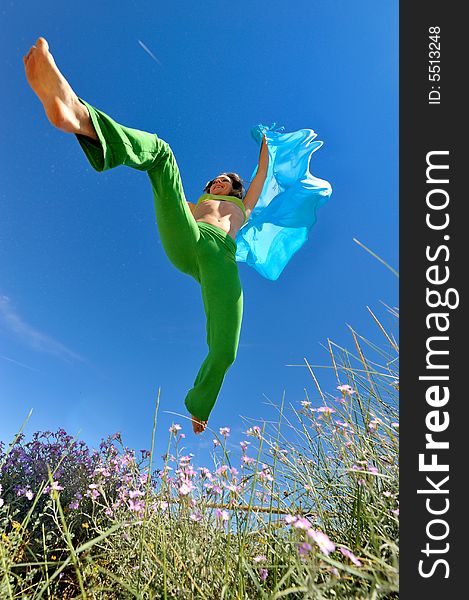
[{"xmin": 23, "ymin": 37, "xmax": 269, "ymax": 435}]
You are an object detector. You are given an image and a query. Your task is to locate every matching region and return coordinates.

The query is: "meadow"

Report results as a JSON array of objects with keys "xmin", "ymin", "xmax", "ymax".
[{"xmin": 0, "ymin": 306, "xmax": 399, "ymax": 599}]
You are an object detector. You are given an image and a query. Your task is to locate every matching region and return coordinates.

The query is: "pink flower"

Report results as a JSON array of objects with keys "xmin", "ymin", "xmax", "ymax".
[
  {"xmin": 285, "ymin": 514, "xmax": 297, "ymax": 525},
  {"xmin": 169, "ymin": 424, "xmax": 182, "ymax": 434},
  {"xmin": 307, "ymin": 530, "xmax": 336, "ymax": 556},
  {"xmin": 246, "ymin": 426, "xmax": 261, "ymax": 438},
  {"xmin": 300, "ymin": 401, "xmax": 311, "ymax": 408},
  {"xmin": 241, "ymin": 455, "xmax": 255, "ymax": 465},
  {"xmin": 259, "ymin": 568, "xmax": 268, "ymax": 582},
  {"xmin": 293, "ymin": 517, "xmax": 313, "ymax": 531},
  {"xmin": 198, "ymin": 467, "xmax": 213, "ymax": 481},
  {"xmin": 337, "ymin": 384, "xmax": 356, "ymax": 396},
  {"xmin": 69, "ymin": 500, "xmax": 79, "ymax": 510},
  {"xmin": 219, "ymin": 427, "xmax": 231, "ymax": 437},
  {"xmin": 339, "ymin": 547, "xmax": 362, "ymax": 566},
  {"xmin": 179, "ymin": 481, "xmax": 194, "ymax": 496},
  {"xmin": 190, "ymin": 511, "xmax": 203, "ymax": 522},
  {"xmin": 215, "ymin": 509, "xmax": 230, "ymax": 522},
  {"xmin": 129, "ymin": 490, "xmax": 144, "ymax": 499},
  {"xmin": 315, "ymin": 406, "xmax": 336, "ymax": 416},
  {"xmin": 240, "ymin": 441, "xmax": 251, "ymax": 452},
  {"xmin": 213, "ymin": 439, "xmax": 221, "ymax": 447},
  {"xmin": 129, "ymin": 499, "xmax": 144, "ymax": 513},
  {"xmin": 253, "ymin": 555, "xmax": 267, "ymax": 563}
]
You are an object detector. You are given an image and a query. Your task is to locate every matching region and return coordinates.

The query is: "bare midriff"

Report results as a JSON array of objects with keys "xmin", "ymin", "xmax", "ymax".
[{"xmin": 194, "ymin": 199, "xmax": 245, "ymax": 240}]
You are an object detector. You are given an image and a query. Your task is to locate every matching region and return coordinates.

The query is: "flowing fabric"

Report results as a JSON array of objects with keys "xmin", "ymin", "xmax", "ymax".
[{"xmin": 235, "ymin": 124, "xmax": 332, "ymax": 280}]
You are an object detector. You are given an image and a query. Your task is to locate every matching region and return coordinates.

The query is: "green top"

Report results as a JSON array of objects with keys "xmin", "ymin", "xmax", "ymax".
[{"xmin": 196, "ymin": 193, "xmax": 247, "ymax": 224}]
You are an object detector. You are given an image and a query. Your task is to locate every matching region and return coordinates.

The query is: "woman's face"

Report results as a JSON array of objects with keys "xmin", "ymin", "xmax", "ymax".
[{"xmin": 209, "ymin": 174, "xmax": 233, "ymax": 196}]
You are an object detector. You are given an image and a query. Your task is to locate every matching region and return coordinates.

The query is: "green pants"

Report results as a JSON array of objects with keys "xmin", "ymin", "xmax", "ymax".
[{"xmin": 76, "ymin": 100, "xmax": 243, "ymax": 422}]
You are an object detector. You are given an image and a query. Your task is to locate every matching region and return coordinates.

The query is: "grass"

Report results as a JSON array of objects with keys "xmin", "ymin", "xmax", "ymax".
[{"xmin": 0, "ymin": 308, "xmax": 398, "ymax": 599}]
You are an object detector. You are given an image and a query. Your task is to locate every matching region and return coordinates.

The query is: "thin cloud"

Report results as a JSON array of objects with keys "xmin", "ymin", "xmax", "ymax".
[
  {"xmin": 0, "ymin": 354, "xmax": 39, "ymax": 372},
  {"xmin": 138, "ymin": 40, "xmax": 162, "ymax": 66},
  {"xmin": 0, "ymin": 295, "xmax": 85, "ymax": 363}
]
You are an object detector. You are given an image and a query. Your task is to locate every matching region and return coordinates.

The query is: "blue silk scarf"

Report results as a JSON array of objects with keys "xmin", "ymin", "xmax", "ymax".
[{"xmin": 235, "ymin": 124, "xmax": 332, "ymax": 280}]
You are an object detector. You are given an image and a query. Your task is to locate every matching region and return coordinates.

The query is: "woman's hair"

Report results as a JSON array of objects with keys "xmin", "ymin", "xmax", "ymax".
[{"xmin": 204, "ymin": 172, "xmax": 245, "ymax": 200}]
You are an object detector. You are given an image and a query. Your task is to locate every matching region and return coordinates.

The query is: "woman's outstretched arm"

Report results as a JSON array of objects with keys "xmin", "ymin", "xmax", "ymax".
[{"xmin": 243, "ymin": 135, "xmax": 269, "ymax": 220}]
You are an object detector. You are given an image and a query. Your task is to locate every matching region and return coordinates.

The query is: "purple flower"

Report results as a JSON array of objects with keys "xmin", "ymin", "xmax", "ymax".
[
  {"xmin": 215, "ymin": 508, "xmax": 230, "ymax": 522},
  {"xmin": 298, "ymin": 542, "xmax": 312, "ymax": 556},
  {"xmin": 259, "ymin": 568, "xmax": 268, "ymax": 582},
  {"xmin": 69, "ymin": 500, "xmax": 79, "ymax": 510},
  {"xmin": 190, "ymin": 511, "xmax": 203, "ymax": 522}
]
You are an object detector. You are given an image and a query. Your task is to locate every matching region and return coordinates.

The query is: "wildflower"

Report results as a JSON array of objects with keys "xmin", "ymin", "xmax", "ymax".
[
  {"xmin": 293, "ymin": 517, "xmax": 313, "ymax": 531},
  {"xmin": 298, "ymin": 542, "xmax": 312, "ymax": 556},
  {"xmin": 240, "ymin": 440, "xmax": 251, "ymax": 452},
  {"xmin": 391, "ymin": 508, "xmax": 399, "ymax": 517},
  {"xmin": 259, "ymin": 568, "xmax": 268, "ymax": 582},
  {"xmin": 179, "ymin": 454, "xmax": 194, "ymax": 466},
  {"xmin": 368, "ymin": 418, "xmax": 382, "ymax": 430},
  {"xmin": 25, "ymin": 490, "xmax": 34, "ymax": 500},
  {"xmin": 315, "ymin": 406, "xmax": 336, "ymax": 416},
  {"xmin": 158, "ymin": 501, "xmax": 169, "ymax": 511},
  {"xmin": 169, "ymin": 423, "xmax": 182, "ymax": 435},
  {"xmin": 241, "ymin": 455, "xmax": 255, "ymax": 465},
  {"xmin": 198, "ymin": 467, "xmax": 213, "ymax": 480},
  {"xmin": 337, "ymin": 384, "xmax": 356, "ymax": 396},
  {"xmin": 215, "ymin": 465, "xmax": 229, "ymax": 477},
  {"xmin": 213, "ymin": 439, "xmax": 221, "ymax": 447},
  {"xmin": 129, "ymin": 490, "xmax": 144, "ymax": 499},
  {"xmin": 105, "ymin": 508, "xmax": 113, "ymax": 518},
  {"xmin": 190, "ymin": 511, "xmax": 203, "ymax": 522},
  {"xmin": 285, "ymin": 514, "xmax": 297, "ymax": 525},
  {"xmin": 339, "ymin": 547, "xmax": 362, "ymax": 566},
  {"xmin": 224, "ymin": 483, "xmax": 240, "ymax": 493},
  {"xmin": 391, "ymin": 422, "xmax": 399, "ymax": 429},
  {"xmin": 69, "ymin": 500, "xmax": 79, "ymax": 510},
  {"xmin": 219, "ymin": 427, "xmax": 231, "ymax": 437},
  {"xmin": 215, "ymin": 508, "xmax": 230, "ymax": 522},
  {"xmin": 129, "ymin": 499, "xmax": 145, "ymax": 513},
  {"xmin": 82, "ymin": 522, "xmax": 89, "ymax": 529},
  {"xmin": 307, "ymin": 530, "xmax": 336, "ymax": 556},
  {"xmin": 246, "ymin": 426, "xmax": 261, "ymax": 438},
  {"xmin": 300, "ymin": 400, "xmax": 311, "ymax": 408},
  {"xmin": 179, "ymin": 433, "xmax": 186, "ymax": 439},
  {"xmin": 179, "ymin": 482, "xmax": 194, "ymax": 496},
  {"xmin": 253, "ymin": 555, "xmax": 267, "ymax": 563}
]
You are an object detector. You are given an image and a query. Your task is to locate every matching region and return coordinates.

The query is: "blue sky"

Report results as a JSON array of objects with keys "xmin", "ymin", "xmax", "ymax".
[{"xmin": 0, "ymin": 1, "xmax": 398, "ymax": 466}]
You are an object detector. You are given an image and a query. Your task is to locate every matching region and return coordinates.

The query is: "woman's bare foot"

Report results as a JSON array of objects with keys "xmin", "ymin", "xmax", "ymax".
[
  {"xmin": 23, "ymin": 37, "xmax": 97, "ymax": 139},
  {"xmin": 192, "ymin": 415, "xmax": 208, "ymax": 435}
]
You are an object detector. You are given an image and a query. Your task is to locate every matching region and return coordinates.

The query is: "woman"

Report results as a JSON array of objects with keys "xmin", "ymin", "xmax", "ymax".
[{"xmin": 23, "ymin": 37, "xmax": 268, "ymax": 434}]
